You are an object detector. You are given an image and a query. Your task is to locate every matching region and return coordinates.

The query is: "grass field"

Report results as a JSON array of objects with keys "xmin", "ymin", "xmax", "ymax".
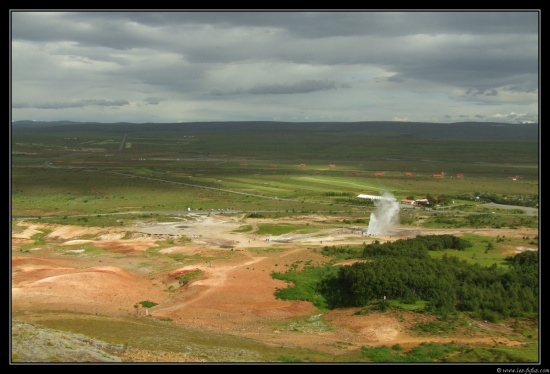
[{"xmin": 11, "ymin": 122, "xmax": 539, "ymax": 262}]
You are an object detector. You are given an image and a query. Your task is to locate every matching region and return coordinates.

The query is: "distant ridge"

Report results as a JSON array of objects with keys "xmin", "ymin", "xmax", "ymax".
[{"xmin": 11, "ymin": 120, "xmax": 539, "ymax": 141}]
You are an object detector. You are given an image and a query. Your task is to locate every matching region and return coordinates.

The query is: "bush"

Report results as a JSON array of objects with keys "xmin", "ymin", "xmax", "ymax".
[{"xmin": 136, "ymin": 301, "xmax": 158, "ymax": 308}]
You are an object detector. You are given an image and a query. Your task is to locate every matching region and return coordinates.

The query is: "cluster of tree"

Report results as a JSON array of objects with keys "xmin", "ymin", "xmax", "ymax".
[
  {"xmin": 451, "ymin": 193, "xmax": 538, "ymax": 208},
  {"xmin": 322, "ymin": 191, "xmax": 353, "ymax": 197},
  {"xmin": 426, "ymin": 194, "xmax": 447, "ymax": 206},
  {"xmin": 318, "ymin": 237, "xmax": 538, "ymax": 320},
  {"xmin": 335, "ymin": 197, "xmax": 374, "ymax": 206},
  {"xmin": 362, "ymin": 234, "xmax": 472, "ymax": 259},
  {"xmin": 477, "ymin": 193, "xmax": 538, "ymax": 207}
]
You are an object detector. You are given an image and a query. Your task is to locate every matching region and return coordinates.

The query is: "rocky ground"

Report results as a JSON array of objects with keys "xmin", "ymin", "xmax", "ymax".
[{"xmin": 11, "ymin": 319, "xmax": 206, "ymax": 363}]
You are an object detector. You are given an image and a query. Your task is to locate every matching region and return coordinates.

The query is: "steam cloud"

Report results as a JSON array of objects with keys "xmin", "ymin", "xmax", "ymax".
[{"xmin": 366, "ymin": 191, "xmax": 400, "ymax": 236}]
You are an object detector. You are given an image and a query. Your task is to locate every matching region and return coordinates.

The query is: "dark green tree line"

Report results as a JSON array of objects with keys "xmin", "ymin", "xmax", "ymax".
[{"xmin": 318, "ymin": 236, "xmax": 538, "ymax": 319}]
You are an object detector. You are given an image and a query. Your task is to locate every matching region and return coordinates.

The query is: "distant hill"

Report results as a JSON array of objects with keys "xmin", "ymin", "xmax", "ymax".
[{"xmin": 11, "ymin": 120, "xmax": 539, "ymax": 141}]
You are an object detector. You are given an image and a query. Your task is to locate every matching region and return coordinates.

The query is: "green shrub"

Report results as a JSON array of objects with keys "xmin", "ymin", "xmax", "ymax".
[{"xmin": 136, "ymin": 301, "xmax": 158, "ymax": 308}]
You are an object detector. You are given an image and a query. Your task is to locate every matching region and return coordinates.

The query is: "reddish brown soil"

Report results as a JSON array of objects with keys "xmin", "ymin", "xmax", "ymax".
[{"xmin": 11, "ymin": 214, "xmax": 537, "ymax": 358}]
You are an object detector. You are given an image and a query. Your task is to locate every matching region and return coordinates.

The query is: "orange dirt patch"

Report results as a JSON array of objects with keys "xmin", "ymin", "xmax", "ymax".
[
  {"xmin": 11, "ymin": 215, "xmax": 537, "ymax": 358},
  {"xmin": 92, "ymin": 239, "xmax": 158, "ymax": 253}
]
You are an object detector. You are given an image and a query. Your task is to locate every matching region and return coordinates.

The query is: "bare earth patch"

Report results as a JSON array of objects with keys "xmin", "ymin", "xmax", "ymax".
[{"xmin": 11, "ymin": 213, "xmax": 538, "ymax": 361}]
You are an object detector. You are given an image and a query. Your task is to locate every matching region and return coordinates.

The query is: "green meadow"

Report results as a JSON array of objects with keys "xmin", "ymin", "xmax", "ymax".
[{"xmin": 12, "ymin": 122, "xmax": 538, "ymax": 217}]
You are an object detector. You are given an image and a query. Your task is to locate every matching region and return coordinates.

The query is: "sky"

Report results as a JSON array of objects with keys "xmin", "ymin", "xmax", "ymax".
[{"xmin": 10, "ymin": 10, "xmax": 540, "ymax": 124}]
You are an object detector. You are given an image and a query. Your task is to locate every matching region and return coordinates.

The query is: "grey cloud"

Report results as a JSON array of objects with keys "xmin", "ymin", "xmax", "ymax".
[
  {"xmin": 248, "ymin": 80, "xmax": 337, "ymax": 94},
  {"xmin": 10, "ymin": 11, "xmax": 539, "ymax": 124},
  {"xmin": 12, "ymin": 11, "xmax": 538, "ymax": 48},
  {"xmin": 11, "ymin": 11, "xmax": 162, "ymax": 51},
  {"xmin": 213, "ymin": 79, "xmax": 337, "ymax": 96},
  {"xmin": 384, "ymin": 76, "xmax": 405, "ymax": 83},
  {"xmin": 89, "ymin": 11, "xmax": 538, "ymax": 38},
  {"xmin": 11, "ymin": 11, "xmax": 538, "ymax": 96},
  {"xmin": 389, "ymin": 50, "xmax": 538, "ymax": 93},
  {"xmin": 209, "ymin": 89, "xmax": 225, "ymax": 96},
  {"xmin": 143, "ymin": 97, "xmax": 161, "ymax": 105},
  {"xmin": 464, "ymin": 88, "xmax": 500, "ymax": 97},
  {"xmin": 506, "ymin": 83, "xmax": 539, "ymax": 93},
  {"xmin": 494, "ymin": 112, "xmax": 538, "ymax": 124},
  {"xmin": 13, "ymin": 99, "xmax": 129, "ymax": 109}
]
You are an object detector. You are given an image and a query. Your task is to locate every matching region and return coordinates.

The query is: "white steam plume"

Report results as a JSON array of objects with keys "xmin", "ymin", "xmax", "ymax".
[{"xmin": 366, "ymin": 191, "xmax": 400, "ymax": 236}]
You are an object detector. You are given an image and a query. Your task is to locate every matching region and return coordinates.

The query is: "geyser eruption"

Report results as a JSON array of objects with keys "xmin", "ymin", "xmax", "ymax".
[{"xmin": 367, "ymin": 192, "xmax": 400, "ymax": 236}]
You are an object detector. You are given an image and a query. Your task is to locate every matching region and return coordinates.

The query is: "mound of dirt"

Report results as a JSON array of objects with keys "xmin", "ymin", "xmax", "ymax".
[{"xmin": 12, "ymin": 260, "xmax": 170, "ymax": 316}]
